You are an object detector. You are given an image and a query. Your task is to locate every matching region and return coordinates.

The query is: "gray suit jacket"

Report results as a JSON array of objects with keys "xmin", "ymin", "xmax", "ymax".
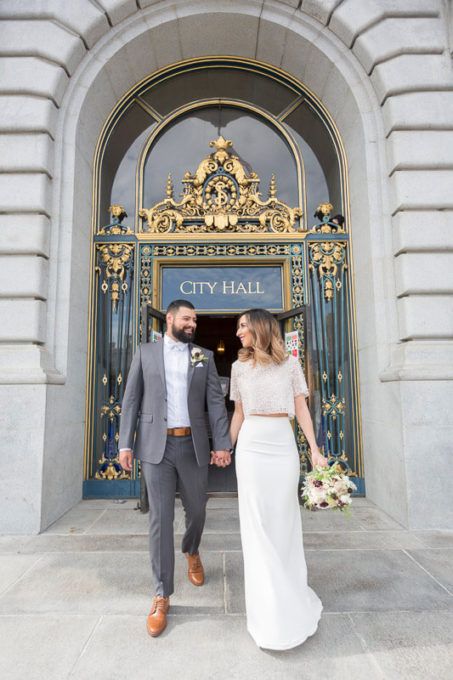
[{"xmin": 118, "ymin": 339, "xmax": 232, "ymax": 466}]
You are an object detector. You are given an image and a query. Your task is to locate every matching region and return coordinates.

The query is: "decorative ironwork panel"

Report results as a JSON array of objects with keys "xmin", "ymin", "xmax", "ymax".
[
  {"xmin": 306, "ymin": 204, "xmax": 357, "ymax": 476},
  {"xmin": 290, "ymin": 245, "xmax": 305, "ymax": 308},
  {"xmin": 90, "ymin": 224, "xmax": 135, "ymax": 484},
  {"xmin": 286, "ymin": 244, "xmax": 309, "ymax": 472},
  {"xmin": 152, "ymin": 243, "xmax": 291, "ymax": 257}
]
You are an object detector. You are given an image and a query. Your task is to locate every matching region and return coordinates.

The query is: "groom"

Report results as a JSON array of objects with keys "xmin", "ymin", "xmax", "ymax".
[{"xmin": 118, "ymin": 299, "xmax": 232, "ymax": 637}]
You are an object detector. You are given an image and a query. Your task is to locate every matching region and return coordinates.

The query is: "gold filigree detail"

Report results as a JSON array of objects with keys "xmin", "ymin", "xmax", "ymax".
[
  {"xmin": 322, "ymin": 394, "xmax": 346, "ymax": 419},
  {"xmin": 100, "ymin": 394, "xmax": 122, "ymax": 421},
  {"xmin": 96, "ymin": 243, "xmax": 133, "ymax": 311},
  {"xmin": 139, "ymin": 137, "xmax": 303, "ymax": 234},
  {"xmin": 151, "ymin": 243, "xmax": 290, "ymax": 257},
  {"xmin": 95, "ymin": 455, "xmax": 130, "ymax": 480},
  {"xmin": 308, "ymin": 242, "xmax": 346, "ymax": 300}
]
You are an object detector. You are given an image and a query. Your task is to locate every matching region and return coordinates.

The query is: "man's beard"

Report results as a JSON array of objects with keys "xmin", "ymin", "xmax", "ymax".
[{"xmin": 171, "ymin": 322, "xmax": 194, "ymax": 344}]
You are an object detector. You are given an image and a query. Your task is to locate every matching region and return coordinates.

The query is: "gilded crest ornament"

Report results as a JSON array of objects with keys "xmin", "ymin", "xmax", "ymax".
[{"xmin": 139, "ymin": 137, "xmax": 303, "ymax": 234}]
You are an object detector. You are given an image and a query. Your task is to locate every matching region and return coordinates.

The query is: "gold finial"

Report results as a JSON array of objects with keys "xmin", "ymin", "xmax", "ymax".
[
  {"xmin": 316, "ymin": 203, "xmax": 333, "ymax": 218},
  {"xmin": 269, "ymin": 174, "xmax": 277, "ymax": 199},
  {"xmin": 109, "ymin": 205, "xmax": 127, "ymax": 222},
  {"xmin": 209, "ymin": 136, "xmax": 232, "ymax": 152},
  {"xmin": 166, "ymin": 174, "xmax": 174, "ymax": 200}
]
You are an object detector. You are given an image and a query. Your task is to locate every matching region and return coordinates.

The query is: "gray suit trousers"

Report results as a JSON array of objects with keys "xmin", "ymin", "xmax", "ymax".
[{"xmin": 141, "ymin": 435, "xmax": 209, "ymax": 597}]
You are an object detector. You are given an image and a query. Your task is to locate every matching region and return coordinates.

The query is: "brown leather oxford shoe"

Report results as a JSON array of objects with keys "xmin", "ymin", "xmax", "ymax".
[
  {"xmin": 146, "ymin": 596, "xmax": 170, "ymax": 637},
  {"xmin": 185, "ymin": 552, "xmax": 205, "ymax": 586}
]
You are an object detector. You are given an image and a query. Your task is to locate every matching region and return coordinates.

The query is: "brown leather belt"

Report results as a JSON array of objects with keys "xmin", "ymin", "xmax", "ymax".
[{"xmin": 167, "ymin": 427, "xmax": 192, "ymax": 437}]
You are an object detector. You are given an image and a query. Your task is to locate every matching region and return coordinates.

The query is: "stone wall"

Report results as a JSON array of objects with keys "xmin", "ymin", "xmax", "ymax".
[{"xmin": 0, "ymin": 0, "xmax": 452, "ymax": 532}]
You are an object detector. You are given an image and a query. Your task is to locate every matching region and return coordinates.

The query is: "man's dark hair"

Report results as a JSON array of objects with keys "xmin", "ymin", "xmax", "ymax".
[{"xmin": 166, "ymin": 299, "xmax": 195, "ymax": 315}]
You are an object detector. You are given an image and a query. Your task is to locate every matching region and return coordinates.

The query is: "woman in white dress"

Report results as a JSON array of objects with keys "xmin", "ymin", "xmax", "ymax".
[{"xmin": 229, "ymin": 308, "xmax": 328, "ymax": 650}]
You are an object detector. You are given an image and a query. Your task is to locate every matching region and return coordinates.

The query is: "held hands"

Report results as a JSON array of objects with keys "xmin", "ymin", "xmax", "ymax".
[
  {"xmin": 120, "ymin": 448, "xmax": 231, "ymax": 470},
  {"xmin": 119, "ymin": 449, "xmax": 133, "ymax": 472},
  {"xmin": 210, "ymin": 450, "xmax": 232, "ymax": 468}
]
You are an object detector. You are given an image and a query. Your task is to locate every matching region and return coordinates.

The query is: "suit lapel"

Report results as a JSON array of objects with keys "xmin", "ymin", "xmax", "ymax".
[
  {"xmin": 187, "ymin": 342, "xmax": 195, "ymax": 392},
  {"xmin": 155, "ymin": 338, "xmax": 167, "ymax": 396}
]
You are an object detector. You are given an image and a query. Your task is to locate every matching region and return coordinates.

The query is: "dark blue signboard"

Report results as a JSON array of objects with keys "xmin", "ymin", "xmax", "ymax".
[{"xmin": 161, "ymin": 265, "xmax": 284, "ymax": 312}]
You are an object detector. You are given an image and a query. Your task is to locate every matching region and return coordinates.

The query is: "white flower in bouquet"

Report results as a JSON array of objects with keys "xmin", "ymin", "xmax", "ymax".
[
  {"xmin": 301, "ymin": 463, "xmax": 357, "ymax": 512},
  {"xmin": 333, "ymin": 478, "xmax": 349, "ymax": 496}
]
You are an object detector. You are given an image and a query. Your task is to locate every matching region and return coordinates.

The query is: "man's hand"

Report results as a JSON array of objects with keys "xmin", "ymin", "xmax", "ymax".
[
  {"xmin": 210, "ymin": 450, "xmax": 232, "ymax": 468},
  {"xmin": 119, "ymin": 449, "xmax": 133, "ymax": 472}
]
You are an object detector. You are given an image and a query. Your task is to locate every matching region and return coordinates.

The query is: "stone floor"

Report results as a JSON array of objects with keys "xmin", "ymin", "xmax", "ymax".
[{"xmin": 0, "ymin": 497, "xmax": 452, "ymax": 680}]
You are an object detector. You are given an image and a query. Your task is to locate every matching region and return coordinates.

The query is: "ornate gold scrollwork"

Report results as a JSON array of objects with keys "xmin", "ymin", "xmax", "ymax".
[
  {"xmin": 100, "ymin": 394, "xmax": 121, "ymax": 421},
  {"xmin": 308, "ymin": 241, "xmax": 347, "ymax": 301},
  {"xmin": 139, "ymin": 137, "xmax": 303, "ymax": 234},
  {"xmin": 95, "ymin": 393, "xmax": 130, "ymax": 480},
  {"xmin": 95, "ymin": 455, "xmax": 130, "ymax": 480},
  {"xmin": 96, "ymin": 243, "xmax": 133, "ymax": 311}
]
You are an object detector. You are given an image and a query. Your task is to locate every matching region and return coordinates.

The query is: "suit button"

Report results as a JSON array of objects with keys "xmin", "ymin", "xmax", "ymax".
[{"xmin": 164, "ymin": 417, "xmax": 167, "ymax": 422}]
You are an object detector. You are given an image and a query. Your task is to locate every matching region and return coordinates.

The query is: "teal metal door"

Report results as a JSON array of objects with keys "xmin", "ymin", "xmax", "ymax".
[{"xmin": 83, "ymin": 258, "xmax": 165, "ymax": 498}]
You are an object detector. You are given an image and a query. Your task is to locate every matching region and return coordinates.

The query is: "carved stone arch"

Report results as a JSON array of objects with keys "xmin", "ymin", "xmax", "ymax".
[
  {"xmin": 50, "ymin": 4, "xmax": 389, "ymax": 528},
  {"xmin": 3, "ymin": 0, "xmax": 450, "ymax": 532}
]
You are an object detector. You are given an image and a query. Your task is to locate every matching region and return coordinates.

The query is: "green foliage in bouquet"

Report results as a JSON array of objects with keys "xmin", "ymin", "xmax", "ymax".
[{"xmin": 301, "ymin": 464, "xmax": 357, "ymax": 513}]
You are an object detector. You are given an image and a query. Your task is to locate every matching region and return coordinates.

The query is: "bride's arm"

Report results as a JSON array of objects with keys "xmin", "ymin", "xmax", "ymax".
[
  {"xmin": 230, "ymin": 400, "xmax": 244, "ymax": 447},
  {"xmin": 294, "ymin": 395, "xmax": 328, "ymax": 467}
]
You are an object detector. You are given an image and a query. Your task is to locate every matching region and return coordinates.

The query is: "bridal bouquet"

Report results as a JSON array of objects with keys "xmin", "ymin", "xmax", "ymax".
[{"xmin": 301, "ymin": 464, "xmax": 357, "ymax": 512}]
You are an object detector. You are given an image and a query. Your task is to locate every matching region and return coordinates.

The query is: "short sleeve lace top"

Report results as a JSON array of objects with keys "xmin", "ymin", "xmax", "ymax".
[{"xmin": 229, "ymin": 354, "xmax": 309, "ymax": 417}]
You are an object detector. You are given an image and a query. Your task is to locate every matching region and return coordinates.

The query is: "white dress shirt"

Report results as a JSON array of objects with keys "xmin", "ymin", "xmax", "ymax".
[{"xmin": 163, "ymin": 334, "xmax": 191, "ymax": 428}]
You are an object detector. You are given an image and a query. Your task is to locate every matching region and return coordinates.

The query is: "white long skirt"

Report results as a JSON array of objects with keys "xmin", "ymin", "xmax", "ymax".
[{"xmin": 236, "ymin": 416, "xmax": 323, "ymax": 650}]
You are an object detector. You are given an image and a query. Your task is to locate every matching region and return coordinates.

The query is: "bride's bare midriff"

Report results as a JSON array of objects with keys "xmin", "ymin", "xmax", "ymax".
[{"xmin": 251, "ymin": 413, "xmax": 288, "ymax": 417}]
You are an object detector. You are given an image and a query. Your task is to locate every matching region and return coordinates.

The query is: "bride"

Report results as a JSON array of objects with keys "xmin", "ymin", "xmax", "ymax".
[{"xmin": 229, "ymin": 308, "xmax": 327, "ymax": 650}]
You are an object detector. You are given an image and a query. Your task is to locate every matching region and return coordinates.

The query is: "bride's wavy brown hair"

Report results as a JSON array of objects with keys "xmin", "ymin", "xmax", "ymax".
[{"xmin": 237, "ymin": 308, "xmax": 287, "ymax": 365}]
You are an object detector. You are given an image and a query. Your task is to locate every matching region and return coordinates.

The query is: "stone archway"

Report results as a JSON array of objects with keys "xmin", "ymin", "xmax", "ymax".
[
  {"xmin": 2, "ymin": 0, "xmax": 452, "ymax": 532},
  {"xmin": 49, "ymin": 3, "xmax": 392, "ymax": 528}
]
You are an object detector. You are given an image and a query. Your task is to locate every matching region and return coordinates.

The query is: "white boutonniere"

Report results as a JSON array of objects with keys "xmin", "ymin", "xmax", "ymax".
[{"xmin": 190, "ymin": 347, "xmax": 208, "ymax": 367}]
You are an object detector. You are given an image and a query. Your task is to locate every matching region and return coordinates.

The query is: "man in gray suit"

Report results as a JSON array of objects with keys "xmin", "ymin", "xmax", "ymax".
[{"xmin": 118, "ymin": 299, "xmax": 232, "ymax": 637}]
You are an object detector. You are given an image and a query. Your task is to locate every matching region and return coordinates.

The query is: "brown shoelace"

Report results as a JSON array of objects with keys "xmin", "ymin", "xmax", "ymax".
[
  {"xmin": 151, "ymin": 596, "xmax": 168, "ymax": 613},
  {"xmin": 190, "ymin": 556, "xmax": 202, "ymax": 570}
]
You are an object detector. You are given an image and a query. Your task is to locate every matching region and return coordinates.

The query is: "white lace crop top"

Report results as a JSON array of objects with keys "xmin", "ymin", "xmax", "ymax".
[{"xmin": 229, "ymin": 354, "xmax": 309, "ymax": 417}]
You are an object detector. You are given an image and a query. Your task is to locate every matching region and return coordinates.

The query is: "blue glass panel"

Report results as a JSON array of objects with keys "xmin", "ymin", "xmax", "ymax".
[{"xmin": 162, "ymin": 265, "xmax": 284, "ymax": 312}]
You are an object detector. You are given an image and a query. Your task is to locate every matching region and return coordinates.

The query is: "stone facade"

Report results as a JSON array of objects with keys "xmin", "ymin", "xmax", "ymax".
[{"xmin": 0, "ymin": 0, "xmax": 452, "ymax": 533}]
